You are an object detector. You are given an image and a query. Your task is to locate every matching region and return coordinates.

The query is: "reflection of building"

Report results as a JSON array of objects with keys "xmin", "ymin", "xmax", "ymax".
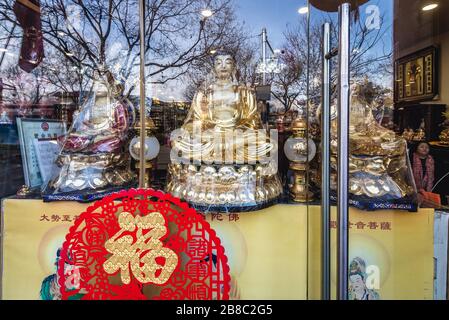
[
  {"xmin": 131, "ymin": 99, "xmax": 190, "ymax": 190},
  {"xmin": 0, "ymin": 123, "xmax": 24, "ymax": 198},
  {"xmin": 150, "ymin": 98, "xmax": 190, "ymax": 134},
  {"xmin": 52, "ymin": 92, "xmax": 80, "ymax": 126},
  {"xmin": 268, "ymin": 110, "xmax": 299, "ymax": 131},
  {"xmin": 0, "ymin": 92, "xmax": 79, "ymax": 125}
]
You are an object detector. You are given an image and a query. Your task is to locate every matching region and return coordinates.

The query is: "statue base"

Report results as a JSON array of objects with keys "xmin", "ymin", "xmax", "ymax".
[
  {"xmin": 43, "ymin": 153, "xmax": 136, "ymax": 201},
  {"xmin": 167, "ymin": 163, "xmax": 282, "ymax": 213}
]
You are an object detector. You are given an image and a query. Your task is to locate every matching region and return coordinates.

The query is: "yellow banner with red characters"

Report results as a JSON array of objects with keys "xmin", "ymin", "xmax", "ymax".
[
  {"xmin": 0, "ymin": 199, "xmax": 433, "ymax": 300},
  {"xmin": 307, "ymin": 206, "xmax": 434, "ymax": 300}
]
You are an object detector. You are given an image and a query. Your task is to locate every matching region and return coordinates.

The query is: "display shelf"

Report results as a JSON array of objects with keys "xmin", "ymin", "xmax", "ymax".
[
  {"xmin": 394, "ymin": 103, "xmax": 446, "ymax": 141},
  {"xmin": 1, "ymin": 198, "xmax": 434, "ymax": 300}
]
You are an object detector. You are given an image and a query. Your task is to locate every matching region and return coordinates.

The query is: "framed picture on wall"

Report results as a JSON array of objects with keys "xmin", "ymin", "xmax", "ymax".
[
  {"xmin": 395, "ymin": 46, "xmax": 439, "ymax": 103},
  {"xmin": 16, "ymin": 118, "xmax": 66, "ymax": 188}
]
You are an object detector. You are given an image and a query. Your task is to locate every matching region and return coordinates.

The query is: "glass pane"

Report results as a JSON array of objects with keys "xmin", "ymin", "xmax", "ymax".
[
  {"xmin": 0, "ymin": 0, "xmax": 313, "ymax": 300},
  {"xmin": 0, "ymin": 0, "xmax": 440, "ymax": 301},
  {"xmin": 346, "ymin": 0, "xmax": 436, "ymax": 301},
  {"xmin": 309, "ymin": 0, "xmax": 437, "ymax": 300},
  {"xmin": 159, "ymin": 0, "xmax": 312, "ymax": 299},
  {"xmin": 393, "ymin": 0, "xmax": 446, "ymax": 300},
  {"xmin": 305, "ymin": 2, "xmax": 339, "ymax": 300}
]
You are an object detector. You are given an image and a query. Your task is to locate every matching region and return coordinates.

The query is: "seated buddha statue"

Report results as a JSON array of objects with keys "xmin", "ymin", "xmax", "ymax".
[
  {"xmin": 439, "ymin": 110, "xmax": 449, "ymax": 144},
  {"xmin": 43, "ymin": 70, "xmax": 136, "ymax": 201},
  {"xmin": 167, "ymin": 52, "xmax": 282, "ymax": 212},
  {"xmin": 330, "ymin": 82, "xmax": 417, "ymax": 209}
]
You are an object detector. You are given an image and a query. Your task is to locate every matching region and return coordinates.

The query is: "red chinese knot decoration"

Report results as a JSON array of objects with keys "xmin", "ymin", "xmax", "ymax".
[{"xmin": 57, "ymin": 189, "xmax": 231, "ymax": 300}]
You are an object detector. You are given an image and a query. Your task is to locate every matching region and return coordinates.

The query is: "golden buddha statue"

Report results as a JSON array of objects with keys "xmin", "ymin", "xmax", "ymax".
[
  {"xmin": 330, "ymin": 82, "xmax": 417, "ymax": 208},
  {"xmin": 167, "ymin": 52, "xmax": 282, "ymax": 212},
  {"xmin": 402, "ymin": 128, "xmax": 414, "ymax": 142},
  {"xmin": 439, "ymin": 110, "xmax": 449, "ymax": 145},
  {"xmin": 439, "ymin": 129, "xmax": 449, "ymax": 144},
  {"xmin": 412, "ymin": 119, "xmax": 426, "ymax": 142}
]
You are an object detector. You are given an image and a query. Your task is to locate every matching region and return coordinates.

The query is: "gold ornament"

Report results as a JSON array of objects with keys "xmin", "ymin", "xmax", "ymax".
[
  {"xmin": 168, "ymin": 53, "xmax": 281, "ymax": 210},
  {"xmin": 103, "ymin": 211, "xmax": 178, "ymax": 285},
  {"xmin": 439, "ymin": 110, "xmax": 449, "ymax": 145},
  {"xmin": 284, "ymin": 117, "xmax": 316, "ymax": 203},
  {"xmin": 330, "ymin": 82, "xmax": 416, "ymax": 200}
]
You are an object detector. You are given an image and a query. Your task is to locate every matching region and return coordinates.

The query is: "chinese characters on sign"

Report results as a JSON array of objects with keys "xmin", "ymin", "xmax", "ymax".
[
  {"xmin": 103, "ymin": 211, "xmax": 178, "ymax": 285},
  {"xmin": 57, "ymin": 189, "xmax": 230, "ymax": 300},
  {"xmin": 202, "ymin": 213, "xmax": 240, "ymax": 222},
  {"xmin": 39, "ymin": 214, "xmax": 79, "ymax": 222},
  {"xmin": 330, "ymin": 221, "xmax": 392, "ymax": 231},
  {"xmin": 46, "ymin": 212, "xmax": 241, "ymax": 224}
]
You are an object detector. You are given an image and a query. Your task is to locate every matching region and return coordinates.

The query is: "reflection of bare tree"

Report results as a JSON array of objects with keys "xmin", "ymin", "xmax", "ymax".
[
  {"xmin": 272, "ymin": 10, "xmax": 393, "ymax": 113},
  {"xmin": 0, "ymin": 44, "xmax": 87, "ymax": 105},
  {"xmin": 1, "ymin": 65, "xmax": 40, "ymax": 104},
  {"xmin": 264, "ymin": 17, "xmax": 320, "ymax": 114},
  {"xmin": 0, "ymin": 1, "xmax": 394, "ymax": 109},
  {"xmin": 348, "ymin": 12, "xmax": 393, "ymax": 81},
  {"xmin": 269, "ymin": 48, "xmax": 303, "ymax": 114},
  {"xmin": 183, "ymin": 35, "xmax": 259, "ymax": 101},
  {"xmin": 1, "ymin": 62, "xmax": 82, "ymax": 105},
  {"xmin": 284, "ymin": 18, "xmax": 323, "ymax": 103},
  {"xmin": 36, "ymin": 46, "xmax": 88, "ymax": 104},
  {"xmin": 0, "ymin": 0, "xmax": 243, "ymax": 97}
]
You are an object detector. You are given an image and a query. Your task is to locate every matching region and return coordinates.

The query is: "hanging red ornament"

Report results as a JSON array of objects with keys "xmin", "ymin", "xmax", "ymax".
[
  {"xmin": 13, "ymin": 0, "xmax": 44, "ymax": 73},
  {"xmin": 57, "ymin": 189, "xmax": 230, "ymax": 300}
]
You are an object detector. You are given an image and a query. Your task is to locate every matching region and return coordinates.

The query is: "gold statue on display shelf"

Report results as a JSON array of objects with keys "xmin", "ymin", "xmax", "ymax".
[
  {"xmin": 402, "ymin": 128, "xmax": 414, "ymax": 142},
  {"xmin": 284, "ymin": 117, "xmax": 316, "ymax": 203},
  {"xmin": 167, "ymin": 52, "xmax": 282, "ymax": 212},
  {"xmin": 330, "ymin": 82, "xmax": 417, "ymax": 209},
  {"xmin": 412, "ymin": 119, "xmax": 426, "ymax": 142},
  {"xmin": 439, "ymin": 110, "xmax": 449, "ymax": 145},
  {"xmin": 43, "ymin": 70, "xmax": 136, "ymax": 201}
]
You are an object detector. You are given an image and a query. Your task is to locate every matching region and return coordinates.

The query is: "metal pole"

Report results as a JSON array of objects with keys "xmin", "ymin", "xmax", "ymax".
[
  {"xmin": 321, "ymin": 22, "xmax": 331, "ymax": 301},
  {"xmin": 337, "ymin": 2, "xmax": 351, "ymax": 300},
  {"xmin": 305, "ymin": 1, "xmax": 310, "ymax": 203},
  {"xmin": 262, "ymin": 28, "xmax": 267, "ymax": 85},
  {"xmin": 305, "ymin": 0, "xmax": 311, "ymax": 298},
  {"xmin": 0, "ymin": 23, "xmax": 17, "ymax": 69},
  {"xmin": 138, "ymin": 0, "xmax": 147, "ymax": 188}
]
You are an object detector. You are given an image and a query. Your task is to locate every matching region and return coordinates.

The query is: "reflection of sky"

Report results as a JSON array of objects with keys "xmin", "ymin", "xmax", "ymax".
[
  {"xmin": 157, "ymin": 0, "xmax": 393, "ymax": 101},
  {"xmin": 0, "ymin": 0, "xmax": 395, "ymax": 101},
  {"xmin": 235, "ymin": 0, "xmax": 309, "ymax": 49},
  {"xmin": 236, "ymin": 0, "xmax": 393, "ymax": 53},
  {"xmin": 309, "ymin": 0, "xmax": 393, "ymax": 52},
  {"xmin": 234, "ymin": 0, "xmax": 394, "ymax": 90}
]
